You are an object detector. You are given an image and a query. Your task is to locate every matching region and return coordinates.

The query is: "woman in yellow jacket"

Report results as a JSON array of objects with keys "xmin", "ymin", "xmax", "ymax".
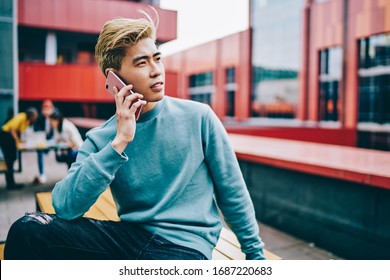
[{"xmin": 0, "ymin": 108, "xmax": 38, "ymax": 190}]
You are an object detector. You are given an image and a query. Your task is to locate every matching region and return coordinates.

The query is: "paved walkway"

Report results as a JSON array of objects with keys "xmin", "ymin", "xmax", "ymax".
[{"xmin": 0, "ymin": 151, "xmax": 341, "ymax": 259}]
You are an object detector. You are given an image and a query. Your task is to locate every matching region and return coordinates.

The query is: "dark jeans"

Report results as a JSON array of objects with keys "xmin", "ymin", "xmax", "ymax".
[
  {"xmin": 4, "ymin": 213, "xmax": 207, "ymax": 260},
  {"xmin": 55, "ymin": 148, "xmax": 78, "ymax": 169},
  {"xmin": 0, "ymin": 130, "xmax": 17, "ymax": 187}
]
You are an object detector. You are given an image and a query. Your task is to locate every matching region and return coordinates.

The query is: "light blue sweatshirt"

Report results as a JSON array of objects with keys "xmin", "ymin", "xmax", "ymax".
[{"xmin": 52, "ymin": 96, "xmax": 265, "ymax": 259}]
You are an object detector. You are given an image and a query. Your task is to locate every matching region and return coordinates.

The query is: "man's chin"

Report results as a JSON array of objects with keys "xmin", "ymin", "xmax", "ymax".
[{"xmin": 146, "ymin": 92, "xmax": 165, "ymax": 103}]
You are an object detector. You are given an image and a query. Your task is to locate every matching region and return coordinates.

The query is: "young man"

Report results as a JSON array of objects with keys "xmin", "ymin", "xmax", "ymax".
[
  {"xmin": 5, "ymin": 14, "xmax": 265, "ymax": 260},
  {"xmin": 0, "ymin": 108, "xmax": 38, "ymax": 190}
]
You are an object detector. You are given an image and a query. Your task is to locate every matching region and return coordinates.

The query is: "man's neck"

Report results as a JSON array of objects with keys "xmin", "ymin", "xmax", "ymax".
[{"xmin": 141, "ymin": 100, "xmax": 159, "ymax": 114}]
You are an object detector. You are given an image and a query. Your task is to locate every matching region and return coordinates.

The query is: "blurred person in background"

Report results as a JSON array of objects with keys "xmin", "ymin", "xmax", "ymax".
[
  {"xmin": 49, "ymin": 111, "xmax": 83, "ymax": 169},
  {"xmin": 0, "ymin": 108, "xmax": 38, "ymax": 190},
  {"xmin": 33, "ymin": 99, "xmax": 56, "ymax": 184}
]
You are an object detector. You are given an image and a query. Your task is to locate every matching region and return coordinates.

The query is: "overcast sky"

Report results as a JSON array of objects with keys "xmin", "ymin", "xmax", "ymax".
[{"xmin": 159, "ymin": 0, "xmax": 249, "ymax": 56}]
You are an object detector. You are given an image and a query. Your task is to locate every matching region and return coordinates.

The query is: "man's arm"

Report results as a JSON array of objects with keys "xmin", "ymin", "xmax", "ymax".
[
  {"xmin": 52, "ymin": 84, "xmax": 146, "ymax": 220},
  {"xmin": 202, "ymin": 108, "xmax": 266, "ymax": 260},
  {"xmin": 52, "ymin": 136, "xmax": 128, "ymax": 220}
]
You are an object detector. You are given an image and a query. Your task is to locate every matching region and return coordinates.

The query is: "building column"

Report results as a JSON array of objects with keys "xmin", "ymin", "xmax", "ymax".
[
  {"xmin": 298, "ymin": 0, "xmax": 312, "ymax": 121},
  {"xmin": 45, "ymin": 32, "xmax": 57, "ymax": 65},
  {"xmin": 235, "ymin": 30, "xmax": 251, "ymax": 121},
  {"xmin": 0, "ymin": 0, "xmax": 17, "ymax": 124}
]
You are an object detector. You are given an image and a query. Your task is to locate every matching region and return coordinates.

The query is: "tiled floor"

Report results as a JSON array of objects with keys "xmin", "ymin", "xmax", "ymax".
[{"xmin": 0, "ymin": 151, "xmax": 341, "ymax": 259}]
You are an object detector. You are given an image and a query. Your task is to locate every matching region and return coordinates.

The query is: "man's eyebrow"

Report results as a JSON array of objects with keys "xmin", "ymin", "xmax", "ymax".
[{"xmin": 132, "ymin": 52, "xmax": 162, "ymax": 64}]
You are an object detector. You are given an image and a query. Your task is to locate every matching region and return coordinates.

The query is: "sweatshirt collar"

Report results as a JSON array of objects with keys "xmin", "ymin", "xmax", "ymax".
[{"xmin": 137, "ymin": 96, "xmax": 166, "ymax": 123}]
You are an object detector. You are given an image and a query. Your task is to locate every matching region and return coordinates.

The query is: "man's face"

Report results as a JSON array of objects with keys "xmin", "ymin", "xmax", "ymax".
[{"xmin": 117, "ymin": 37, "xmax": 165, "ymax": 105}]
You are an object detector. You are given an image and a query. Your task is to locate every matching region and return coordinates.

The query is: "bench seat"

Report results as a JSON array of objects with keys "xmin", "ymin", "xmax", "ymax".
[
  {"xmin": 0, "ymin": 243, "xmax": 4, "ymax": 260},
  {"xmin": 0, "ymin": 160, "xmax": 7, "ymax": 173},
  {"xmin": 35, "ymin": 189, "xmax": 280, "ymax": 260}
]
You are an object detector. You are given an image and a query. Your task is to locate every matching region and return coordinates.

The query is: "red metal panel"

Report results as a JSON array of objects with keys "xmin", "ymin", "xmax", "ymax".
[
  {"xmin": 185, "ymin": 41, "xmax": 218, "ymax": 73},
  {"xmin": 214, "ymin": 39, "xmax": 225, "ymax": 119},
  {"xmin": 299, "ymin": 3, "xmax": 310, "ymax": 121},
  {"xmin": 18, "ymin": 0, "xmax": 177, "ymax": 42},
  {"xmin": 306, "ymin": 1, "xmax": 344, "ymax": 122},
  {"xmin": 220, "ymin": 32, "xmax": 240, "ymax": 66},
  {"xmin": 164, "ymin": 71, "xmax": 178, "ymax": 98},
  {"xmin": 164, "ymin": 30, "xmax": 249, "ymax": 120},
  {"xmin": 19, "ymin": 63, "xmax": 111, "ymax": 102},
  {"xmin": 226, "ymin": 126, "xmax": 356, "ymax": 147}
]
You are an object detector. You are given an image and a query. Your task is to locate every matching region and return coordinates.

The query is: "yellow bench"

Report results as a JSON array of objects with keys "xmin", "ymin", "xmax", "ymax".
[
  {"xmin": 0, "ymin": 160, "xmax": 7, "ymax": 173},
  {"xmin": 0, "ymin": 243, "xmax": 4, "ymax": 260},
  {"xmin": 0, "ymin": 189, "xmax": 280, "ymax": 260}
]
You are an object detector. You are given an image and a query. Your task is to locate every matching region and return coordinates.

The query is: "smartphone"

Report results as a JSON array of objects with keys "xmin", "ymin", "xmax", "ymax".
[{"xmin": 105, "ymin": 70, "xmax": 143, "ymax": 121}]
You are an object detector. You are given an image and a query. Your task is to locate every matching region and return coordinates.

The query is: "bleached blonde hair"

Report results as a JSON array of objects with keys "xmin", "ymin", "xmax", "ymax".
[{"xmin": 95, "ymin": 10, "xmax": 158, "ymax": 75}]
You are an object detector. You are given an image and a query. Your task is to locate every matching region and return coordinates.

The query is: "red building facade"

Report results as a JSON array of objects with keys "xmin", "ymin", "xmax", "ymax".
[
  {"xmin": 17, "ymin": 0, "xmax": 177, "ymax": 119},
  {"xmin": 301, "ymin": 0, "xmax": 390, "ymax": 150},
  {"xmin": 164, "ymin": 0, "xmax": 390, "ymax": 151},
  {"xmin": 163, "ymin": 30, "xmax": 251, "ymax": 121}
]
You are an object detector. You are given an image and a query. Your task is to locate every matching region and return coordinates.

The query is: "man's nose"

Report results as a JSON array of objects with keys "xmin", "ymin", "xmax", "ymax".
[{"xmin": 150, "ymin": 62, "xmax": 162, "ymax": 78}]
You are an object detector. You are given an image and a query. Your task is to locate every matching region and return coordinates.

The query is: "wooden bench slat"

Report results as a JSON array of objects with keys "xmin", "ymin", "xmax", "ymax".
[
  {"xmin": 0, "ymin": 243, "xmax": 4, "ymax": 260},
  {"xmin": 220, "ymin": 226, "xmax": 282, "ymax": 260},
  {"xmin": 215, "ymin": 238, "xmax": 246, "ymax": 260},
  {"xmin": 84, "ymin": 190, "xmax": 120, "ymax": 221},
  {"xmin": 220, "ymin": 227, "xmax": 241, "ymax": 248},
  {"xmin": 36, "ymin": 192, "xmax": 55, "ymax": 214},
  {"xmin": 36, "ymin": 189, "xmax": 120, "ymax": 221},
  {"xmin": 0, "ymin": 161, "xmax": 8, "ymax": 172},
  {"xmin": 211, "ymin": 248, "xmax": 230, "ymax": 260},
  {"xmin": 99, "ymin": 189, "xmax": 117, "ymax": 208},
  {"xmin": 264, "ymin": 248, "xmax": 282, "ymax": 260}
]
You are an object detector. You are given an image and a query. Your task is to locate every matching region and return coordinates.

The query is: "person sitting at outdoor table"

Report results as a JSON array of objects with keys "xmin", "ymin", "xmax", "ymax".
[
  {"xmin": 0, "ymin": 108, "xmax": 38, "ymax": 190},
  {"xmin": 33, "ymin": 99, "xmax": 56, "ymax": 184},
  {"xmin": 49, "ymin": 111, "xmax": 83, "ymax": 169}
]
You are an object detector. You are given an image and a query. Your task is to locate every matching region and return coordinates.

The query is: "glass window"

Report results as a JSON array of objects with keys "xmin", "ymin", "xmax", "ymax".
[
  {"xmin": 18, "ymin": 27, "xmax": 98, "ymax": 64},
  {"xmin": 359, "ymin": 33, "xmax": 390, "ymax": 69},
  {"xmin": 358, "ymin": 33, "xmax": 390, "ymax": 124},
  {"xmin": 225, "ymin": 67, "xmax": 235, "ymax": 117},
  {"xmin": 188, "ymin": 72, "xmax": 213, "ymax": 106},
  {"xmin": 251, "ymin": 0, "xmax": 304, "ymax": 119},
  {"xmin": 318, "ymin": 47, "xmax": 342, "ymax": 121}
]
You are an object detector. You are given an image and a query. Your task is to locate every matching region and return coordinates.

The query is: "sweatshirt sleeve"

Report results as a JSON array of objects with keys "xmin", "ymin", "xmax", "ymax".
[
  {"xmin": 202, "ymin": 108, "xmax": 266, "ymax": 260},
  {"xmin": 52, "ymin": 132, "xmax": 128, "ymax": 220}
]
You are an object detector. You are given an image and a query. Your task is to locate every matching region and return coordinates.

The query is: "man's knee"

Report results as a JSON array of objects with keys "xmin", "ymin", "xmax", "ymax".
[
  {"xmin": 7, "ymin": 213, "xmax": 55, "ymax": 241},
  {"xmin": 5, "ymin": 213, "xmax": 56, "ymax": 259}
]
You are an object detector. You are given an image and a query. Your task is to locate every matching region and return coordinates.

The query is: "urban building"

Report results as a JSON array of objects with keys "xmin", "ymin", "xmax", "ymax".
[
  {"xmin": 0, "ymin": 0, "xmax": 176, "ymax": 124},
  {"xmin": 164, "ymin": 0, "xmax": 390, "ymax": 151}
]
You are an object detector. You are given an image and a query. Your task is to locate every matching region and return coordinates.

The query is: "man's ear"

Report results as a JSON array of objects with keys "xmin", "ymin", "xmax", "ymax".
[{"xmin": 105, "ymin": 68, "xmax": 115, "ymax": 77}]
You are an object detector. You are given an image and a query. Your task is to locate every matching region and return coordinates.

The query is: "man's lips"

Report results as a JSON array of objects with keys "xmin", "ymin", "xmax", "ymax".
[{"xmin": 150, "ymin": 81, "xmax": 164, "ymax": 89}]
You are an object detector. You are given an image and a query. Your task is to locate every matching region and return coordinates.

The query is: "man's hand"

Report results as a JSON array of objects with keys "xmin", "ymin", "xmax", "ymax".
[{"xmin": 111, "ymin": 84, "xmax": 147, "ymax": 154}]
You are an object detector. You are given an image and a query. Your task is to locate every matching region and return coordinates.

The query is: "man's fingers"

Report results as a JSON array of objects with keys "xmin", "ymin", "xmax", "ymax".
[
  {"xmin": 128, "ymin": 100, "xmax": 147, "ymax": 115},
  {"xmin": 114, "ymin": 84, "xmax": 134, "ymax": 106},
  {"xmin": 123, "ymin": 93, "xmax": 144, "ymax": 108}
]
